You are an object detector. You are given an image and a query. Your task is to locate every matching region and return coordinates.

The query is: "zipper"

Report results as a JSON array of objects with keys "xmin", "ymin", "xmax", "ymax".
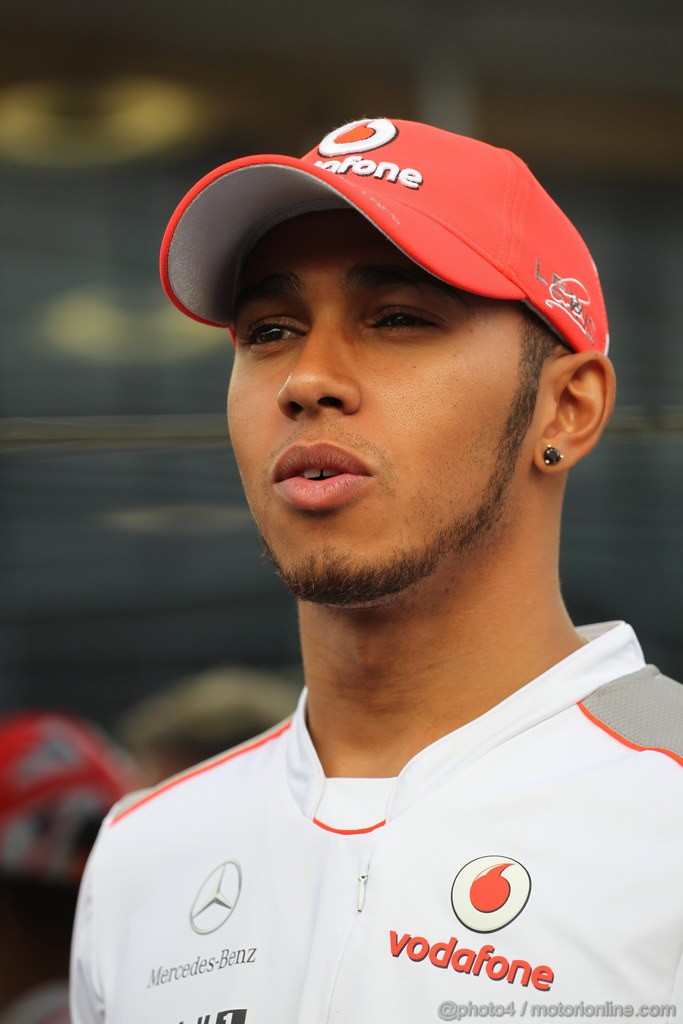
[{"xmin": 357, "ymin": 871, "xmax": 369, "ymax": 912}]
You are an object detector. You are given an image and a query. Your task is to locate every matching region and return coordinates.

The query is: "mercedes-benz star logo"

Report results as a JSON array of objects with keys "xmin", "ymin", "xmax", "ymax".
[{"xmin": 190, "ymin": 860, "xmax": 242, "ymax": 935}]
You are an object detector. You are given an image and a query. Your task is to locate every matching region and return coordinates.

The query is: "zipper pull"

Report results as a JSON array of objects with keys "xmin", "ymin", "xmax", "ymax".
[{"xmin": 357, "ymin": 872, "xmax": 368, "ymax": 912}]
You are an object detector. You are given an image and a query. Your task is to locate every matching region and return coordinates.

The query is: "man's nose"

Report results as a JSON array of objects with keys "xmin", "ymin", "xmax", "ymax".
[{"xmin": 277, "ymin": 328, "xmax": 361, "ymax": 419}]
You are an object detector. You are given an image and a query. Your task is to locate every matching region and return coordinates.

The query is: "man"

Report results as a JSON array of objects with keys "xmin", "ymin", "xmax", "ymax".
[{"xmin": 71, "ymin": 118, "xmax": 683, "ymax": 1021}]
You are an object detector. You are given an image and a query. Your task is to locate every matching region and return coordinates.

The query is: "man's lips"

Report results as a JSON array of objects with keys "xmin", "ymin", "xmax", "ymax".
[
  {"xmin": 273, "ymin": 443, "xmax": 372, "ymax": 482},
  {"xmin": 272, "ymin": 443, "xmax": 374, "ymax": 511}
]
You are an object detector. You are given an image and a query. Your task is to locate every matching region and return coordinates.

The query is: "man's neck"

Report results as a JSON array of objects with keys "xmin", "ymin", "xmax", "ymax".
[{"xmin": 298, "ymin": 550, "xmax": 582, "ymax": 779}]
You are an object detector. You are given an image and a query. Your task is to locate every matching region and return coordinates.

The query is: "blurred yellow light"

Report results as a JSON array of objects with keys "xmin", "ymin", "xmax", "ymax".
[
  {"xmin": 0, "ymin": 76, "xmax": 212, "ymax": 166},
  {"xmin": 38, "ymin": 285, "xmax": 229, "ymax": 364},
  {"xmin": 104, "ymin": 504, "xmax": 251, "ymax": 535}
]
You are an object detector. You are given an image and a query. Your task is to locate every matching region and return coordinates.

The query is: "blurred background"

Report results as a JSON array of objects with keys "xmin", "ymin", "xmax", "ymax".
[{"xmin": 1, "ymin": 0, "xmax": 681, "ymax": 732}]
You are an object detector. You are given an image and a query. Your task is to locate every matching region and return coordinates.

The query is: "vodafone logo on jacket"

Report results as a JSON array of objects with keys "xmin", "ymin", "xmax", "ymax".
[
  {"xmin": 314, "ymin": 118, "xmax": 423, "ymax": 190},
  {"xmin": 451, "ymin": 856, "xmax": 531, "ymax": 933}
]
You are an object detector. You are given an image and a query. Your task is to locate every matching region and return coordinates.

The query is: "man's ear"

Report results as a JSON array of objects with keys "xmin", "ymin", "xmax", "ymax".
[{"xmin": 532, "ymin": 351, "xmax": 616, "ymax": 473}]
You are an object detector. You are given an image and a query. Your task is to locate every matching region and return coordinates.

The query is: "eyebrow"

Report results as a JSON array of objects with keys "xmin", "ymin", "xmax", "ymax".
[
  {"xmin": 233, "ymin": 272, "xmax": 305, "ymax": 318},
  {"xmin": 342, "ymin": 263, "xmax": 463, "ymax": 301},
  {"xmin": 233, "ymin": 262, "xmax": 464, "ymax": 320}
]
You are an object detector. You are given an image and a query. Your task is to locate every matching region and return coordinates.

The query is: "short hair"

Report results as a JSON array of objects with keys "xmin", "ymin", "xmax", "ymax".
[
  {"xmin": 521, "ymin": 307, "xmax": 569, "ymax": 379},
  {"xmin": 511, "ymin": 308, "xmax": 570, "ymax": 446}
]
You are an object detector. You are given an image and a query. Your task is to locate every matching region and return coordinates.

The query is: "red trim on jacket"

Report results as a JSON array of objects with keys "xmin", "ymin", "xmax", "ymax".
[
  {"xmin": 312, "ymin": 817, "xmax": 386, "ymax": 835},
  {"xmin": 110, "ymin": 720, "xmax": 293, "ymax": 825}
]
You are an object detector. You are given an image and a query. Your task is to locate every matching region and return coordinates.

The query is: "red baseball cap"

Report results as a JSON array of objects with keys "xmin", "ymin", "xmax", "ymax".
[
  {"xmin": 0, "ymin": 711, "xmax": 136, "ymax": 884},
  {"xmin": 161, "ymin": 117, "xmax": 609, "ymax": 354}
]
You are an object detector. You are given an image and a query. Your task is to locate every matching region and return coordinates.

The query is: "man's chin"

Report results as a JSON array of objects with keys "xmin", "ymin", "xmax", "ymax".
[{"xmin": 262, "ymin": 541, "xmax": 445, "ymax": 609}]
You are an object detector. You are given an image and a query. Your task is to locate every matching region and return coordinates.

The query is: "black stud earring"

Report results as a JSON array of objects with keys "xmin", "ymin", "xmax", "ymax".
[{"xmin": 543, "ymin": 445, "xmax": 564, "ymax": 466}]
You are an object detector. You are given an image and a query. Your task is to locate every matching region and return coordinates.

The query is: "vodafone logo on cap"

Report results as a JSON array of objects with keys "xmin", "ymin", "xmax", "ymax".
[
  {"xmin": 451, "ymin": 856, "xmax": 531, "ymax": 933},
  {"xmin": 317, "ymin": 118, "xmax": 398, "ymax": 157},
  {"xmin": 314, "ymin": 118, "xmax": 423, "ymax": 190}
]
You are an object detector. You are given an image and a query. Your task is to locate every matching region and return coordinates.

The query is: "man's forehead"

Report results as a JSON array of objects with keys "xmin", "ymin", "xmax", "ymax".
[
  {"xmin": 235, "ymin": 209, "xmax": 468, "ymax": 309},
  {"xmin": 240, "ymin": 208, "xmax": 398, "ymax": 272}
]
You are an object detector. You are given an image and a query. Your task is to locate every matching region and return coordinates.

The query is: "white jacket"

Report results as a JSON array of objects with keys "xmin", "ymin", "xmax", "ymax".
[{"xmin": 70, "ymin": 622, "xmax": 683, "ymax": 1023}]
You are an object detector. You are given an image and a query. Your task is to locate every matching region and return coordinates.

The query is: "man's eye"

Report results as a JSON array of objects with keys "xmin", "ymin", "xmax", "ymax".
[
  {"xmin": 373, "ymin": 310, "xmax": 433, "ymax": 329},
  {"xmin": 242, "ymin": 322, "xmax": 298, "ymax": 346},
  {"xmin": 385, "ymin": 313, "xmax": 418, "ymax": 328}
]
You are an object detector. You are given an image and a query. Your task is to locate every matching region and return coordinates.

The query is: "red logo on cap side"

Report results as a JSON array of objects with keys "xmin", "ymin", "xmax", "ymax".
[
  {"xmin": 535, "ymin": 260, "xmax": 596, "ymax": 346},
  {"xmin": 318, "ymin": 118, "xmax": 398, "ymax": 158}
]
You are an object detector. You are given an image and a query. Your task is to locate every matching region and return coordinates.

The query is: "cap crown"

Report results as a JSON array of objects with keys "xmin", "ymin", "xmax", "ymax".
[{"xmin": 301, "ymin": 118, "xmax": 608, "ymax": 353}]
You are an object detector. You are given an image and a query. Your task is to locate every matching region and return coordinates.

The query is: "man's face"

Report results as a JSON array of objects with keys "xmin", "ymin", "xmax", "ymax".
[{"xmin": 228, "ymin": 210, "xmax": 534, "ymax": 607}]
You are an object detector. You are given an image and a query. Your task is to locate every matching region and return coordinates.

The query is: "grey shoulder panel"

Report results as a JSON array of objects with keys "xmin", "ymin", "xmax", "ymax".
[
  {"xmin": 581, "ymin": 665, "xmax": 683, "ymax": 760},
  {"xmin": 109, "ymin": 786, "xmax": 152, "ymax": 818}
]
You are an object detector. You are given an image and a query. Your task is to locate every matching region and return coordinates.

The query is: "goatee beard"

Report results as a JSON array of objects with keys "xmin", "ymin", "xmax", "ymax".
[{"xmin": 260, "ymin": 446, "xmax": 516, "ymax": 608}]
